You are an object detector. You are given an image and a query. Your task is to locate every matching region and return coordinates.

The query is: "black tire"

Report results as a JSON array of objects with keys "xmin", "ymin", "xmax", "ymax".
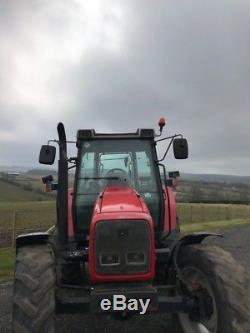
[
  {"xmin": 12, "ymin": 244, "xmax": 56, "ymax": 333},
  {"xmin": 176, "ymin": 245, "xmax": 250, "ymax": 333},
  {"xmin": 49, "ymin": 227, "xmax": 82, "ymax": 285}
]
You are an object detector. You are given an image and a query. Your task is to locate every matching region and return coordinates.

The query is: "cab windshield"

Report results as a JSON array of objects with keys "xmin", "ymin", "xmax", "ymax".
[{"xmin": 75, "ymin": 139, "xmax": 161, "ymax": 230}]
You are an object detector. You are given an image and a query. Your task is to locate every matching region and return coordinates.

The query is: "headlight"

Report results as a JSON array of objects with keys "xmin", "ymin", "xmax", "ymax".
[
  {"xmin": 100, "ymin": 253, "xmax": 120, "ymax": 266},
  {"xmin": 126, "ymin": 252, "xmax": 146, "ymax": 265}
]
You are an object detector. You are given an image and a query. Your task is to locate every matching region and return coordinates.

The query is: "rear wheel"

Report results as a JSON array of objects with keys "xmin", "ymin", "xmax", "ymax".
[
  {"xmin": 12, "ymin": 244, "xmax": 55, "ymax": 333},
  {"xmin": 176, "ymin": 245, "xmax": 249, "ymax": 333}
]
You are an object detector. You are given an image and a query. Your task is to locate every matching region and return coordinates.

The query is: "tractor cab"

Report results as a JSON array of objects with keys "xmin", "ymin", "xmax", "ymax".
[
  {"xmin": 39, "ymin": 120, "xmax": 188, "ymax": 247},
  {"xmin": 74, "ymin": 130, "xmax": 162, "ymax": 235}
]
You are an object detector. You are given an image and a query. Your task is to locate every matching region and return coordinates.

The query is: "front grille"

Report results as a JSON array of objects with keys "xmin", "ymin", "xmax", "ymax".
[{"xmin": 95, "ymin": 220, "xmax": 151, "ymax": 275}]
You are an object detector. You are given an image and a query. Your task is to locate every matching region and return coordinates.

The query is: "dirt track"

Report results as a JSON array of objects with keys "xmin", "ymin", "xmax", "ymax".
[{"xmin": 1, "ymin": 225, "xmax": 250, "ymax": 333}]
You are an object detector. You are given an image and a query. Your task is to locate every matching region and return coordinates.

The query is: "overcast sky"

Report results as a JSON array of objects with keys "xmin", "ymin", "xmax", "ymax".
[{"xmin": 0, "ymin": 0, "xmax": 250, "ymax": 175}]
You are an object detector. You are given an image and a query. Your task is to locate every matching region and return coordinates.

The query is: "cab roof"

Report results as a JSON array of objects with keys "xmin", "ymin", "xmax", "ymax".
[{"xmin": 77, "ymin": 129, "xmax": 155, "ymax": 140}]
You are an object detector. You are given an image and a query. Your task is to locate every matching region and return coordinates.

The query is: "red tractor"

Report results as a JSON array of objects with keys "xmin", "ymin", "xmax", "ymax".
[{"xmin": 12, "ymin": 119, "xmax": 248, "ymax": 333}]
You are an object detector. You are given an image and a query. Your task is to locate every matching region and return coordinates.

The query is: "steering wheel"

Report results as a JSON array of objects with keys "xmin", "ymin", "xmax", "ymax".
[{"xmin": 106, "ymin": 168, "xmax": 128, "ymax": 177}]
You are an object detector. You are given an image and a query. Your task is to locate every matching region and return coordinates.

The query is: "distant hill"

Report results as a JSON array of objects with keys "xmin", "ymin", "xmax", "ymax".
[
  {"xmin": 27, "ymin": 169, "xmax": 58, "ymax": 176},
  {"xmin": 1, "ymin": 166, "xmax": 250, "ymax": 203},
  {"xmin": 0, "ymin": 165, "xmax": 29, "ymax": 173},
  {"xmin": 0, "ymin": 166, "xmax": 76, "ymax": 176},
  {"xmin": 0, "ymin": 165, "xmax": 57, "ymax": 174},
  {"xmin": 0, "ymin": 179, "xmax": 47, "ymax": 202},
  {"xmin": 180, "ymin": 173, "xmax": 250, "ymax": 185},
  {"xmin": 2, "ymin": 166, "xmax": 249, "ymax": 185}
]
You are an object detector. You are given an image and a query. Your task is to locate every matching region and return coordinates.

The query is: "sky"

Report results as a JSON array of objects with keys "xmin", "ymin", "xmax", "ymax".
[{"xmin": 0, "ymin": 0, "xmax": 250, "ymax": 175}]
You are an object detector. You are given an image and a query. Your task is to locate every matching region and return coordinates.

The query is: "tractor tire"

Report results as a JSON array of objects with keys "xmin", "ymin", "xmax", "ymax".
[
  {"xmin": 48, "ymin": 226, "xmax": 83, "ymax": 285},
  {"xmin": 12, "ymin": 244, "xmax": 56, "ymax": 333},
  {"xmin": 176, "ymin": 245, "xmax": 250, "ymax": 333}
]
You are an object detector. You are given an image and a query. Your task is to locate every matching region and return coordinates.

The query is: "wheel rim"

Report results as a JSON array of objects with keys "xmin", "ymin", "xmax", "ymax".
[{"xmin": 177, "ymin": 266, "xmax": 218, "ymax": 333}]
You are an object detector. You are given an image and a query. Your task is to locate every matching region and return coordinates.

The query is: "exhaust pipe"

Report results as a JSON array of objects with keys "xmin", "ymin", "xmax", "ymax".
[{"xmin": 57, "ymin": 122, "xmax": 68, "ymax": 246}]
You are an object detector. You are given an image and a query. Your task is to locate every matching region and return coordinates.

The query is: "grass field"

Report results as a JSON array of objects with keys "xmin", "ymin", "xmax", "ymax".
[
  {"xmin": 1, "ymin": 173, "xmax": 250, "ymax": 279},
  {"xmin": 0, "ymin": 247, "xmax": 15, "ymax": 280},
  {"xmin": 0, "ymin": 201, "xmax": 56, "ymax": 231},
  {"xmin": 181, "ymin": 218, "xmax": 250, "ymax": 234},
  {"xmin": 0, "ymin": 179, "xmax": 47, "ymax": 202},
  {"xmin": 0, "ymin": 201, "xmax": 250, "ymax": 232},
  {"xmin": 1, "ymin": 218, "xmax": 250, "ymax": 281},
  {"xmin": 0, "ymin": 197, "xmax": 250, "ymax": 281},
  {"xmin": 12, "ymin": 173, "xmax": 74, "ymax": 193},
  {"xmin": 0, "ymin": 178, "xmax": 55, "ymax": 202},
  {"xmin": 0, "ymin": 173, "xmax": 76, "ymax": 203}
]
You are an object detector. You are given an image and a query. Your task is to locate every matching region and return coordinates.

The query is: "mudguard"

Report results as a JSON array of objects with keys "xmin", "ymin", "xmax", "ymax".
[
  {"xmin": 177, "ymin": 232, "xmax": 223, "ymax": 246},
  {"xmin": 172, "ymin": 232, "xmax": 222, "ymax": 282},
  {"xmin": 16, "ymin": 232, "xmax": 49, "ymax": 250},
  {"xmin": 173, "ymin": 232, "xmax": 222, "ymax": 260}
]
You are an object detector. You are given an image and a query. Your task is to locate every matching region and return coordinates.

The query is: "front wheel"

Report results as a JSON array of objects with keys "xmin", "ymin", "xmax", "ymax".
[
  {"xmin": 176, "ymin": 245, "xmax": 249, "ymax": 333},
  {"xmin": 12, "ymin": 244, "xmax": 56, "ymax": 333}
]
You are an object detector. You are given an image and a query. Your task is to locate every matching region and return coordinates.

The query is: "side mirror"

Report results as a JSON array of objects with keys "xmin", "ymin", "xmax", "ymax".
[
  {"xmin": 173, "ymin": 138, "xmax": 188, "ymax": 159},
  {"xmin": 165, "ymin": 178, "xmax": 174, "ymax": 186},
  {"xmin": 42, "ymin": 174, "xmax": 54, "ymax": 184},
  {"xmin": 169, "ymin": 171, "xmax": 180, "ymax": 178},
  {"xmin": 39, "ymin": 145, "xmax": 56, "ymax": 165}
]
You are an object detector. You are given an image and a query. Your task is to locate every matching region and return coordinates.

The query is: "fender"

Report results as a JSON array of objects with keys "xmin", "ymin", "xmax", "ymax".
[
  {"xmin": 16, "ymin": 232, "xmax": 49, "ymax": 250},
  {"xmin": 173, "ymin": 231, "xmax": 222, "ymax": 260},
  {"xmin": 171, "ymin": 232, "xmax": 222, "ymax": 282},
  {"xmin": 177, "ymin": 232, "xmax": 223, "ymax": 246}
]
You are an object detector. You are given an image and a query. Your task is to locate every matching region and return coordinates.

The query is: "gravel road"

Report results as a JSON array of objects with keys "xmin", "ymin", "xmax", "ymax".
[{"xmin": 1, "ymin": 225, "xmax": 250, "ymax": 333}]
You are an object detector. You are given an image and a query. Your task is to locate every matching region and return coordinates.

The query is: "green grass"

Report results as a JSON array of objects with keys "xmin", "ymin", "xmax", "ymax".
[
  {"xmin": 0, "ymin": 178, "xmax": 55, "ymax": 202},
  {"xmin": 0, "ymin": 179, "xmax": 44, "ymax": 202},
  {"xmin": 0, "ymin": 247, "xmax": 15, "ymax": 281},
  {"xmin": 181, "ymin": 218, "xmax": 250, "ymax": 234},
  {"xmin": 1, "ymin": 218, "xmax": 250, "ymax": 282},
  {"xmin": 0, "ymin": 200, "xmax": 250, "ymax": 233},
  {"xmin": 0, "ymin": 201, "xmax": 56, "ymax": 231}
]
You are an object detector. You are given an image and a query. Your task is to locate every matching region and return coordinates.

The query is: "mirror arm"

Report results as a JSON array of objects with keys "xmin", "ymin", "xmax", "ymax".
[
  {"xmin": 47, "ymin": 139, "xmax": 59, "ymax": 145},
  {"xmin": 156, "ymin": 133, "xmax": 183, "ymax": 143},
  {"xmin": 47, "ymin": 139, "xmax": 76, "ymax": 145},
  {"xmin": 67, "ymin": 157, "xmax": 77, "ymax": 164},
  {"xmin": 157, "ymin": 138, "xmax": 174, "ymax": 162},
  {"xmin": 67, "ymin": 157, "xmax": 78, "ymax": 170},
  {"xmin": 68, "ymin": 165, "xmax": 76, "ymax": 170}
]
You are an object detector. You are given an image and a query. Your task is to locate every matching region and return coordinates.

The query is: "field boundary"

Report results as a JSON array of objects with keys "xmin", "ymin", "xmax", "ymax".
[
  {"xmin": 1, "ymin": 219, "xmax": 250, "ymax": 282},
  {"xmin": 1, "ymin": 202, "xmax": 250, "ymax": 248}
]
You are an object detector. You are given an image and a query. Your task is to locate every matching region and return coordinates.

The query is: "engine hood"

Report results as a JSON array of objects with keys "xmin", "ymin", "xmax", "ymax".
[
  {"xmin": 99, "ymin": 186, "xmax": 147, "ymax": 213},
  {"xmin": 89, "ymin": 185, "xmax": 155, "ymax": 283}
]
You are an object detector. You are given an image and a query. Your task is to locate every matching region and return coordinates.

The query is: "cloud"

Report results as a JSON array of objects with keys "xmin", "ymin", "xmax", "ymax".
[{"xmin": 0, "ymin": 0, "xmax": 250, "ymax": 175}]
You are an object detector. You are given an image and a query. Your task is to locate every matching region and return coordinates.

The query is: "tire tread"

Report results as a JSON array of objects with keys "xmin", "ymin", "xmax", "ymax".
[{"xmin": 12, "ymin": 245, "xmax": 55, "ymax": 333}]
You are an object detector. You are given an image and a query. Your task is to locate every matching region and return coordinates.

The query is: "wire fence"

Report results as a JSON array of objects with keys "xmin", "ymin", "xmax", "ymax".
[
  {"xmin": 0, "ymin": 208, "xmax": 55, "ymax": 248},
  {"xmin": 177, "ymin": 203, "xmax": 250, "ymax": 224},
  {"xmin": 1, "ymin": 203, "xmax": 250, "ymax": 248},
  {"xmin": 0, "ymin": 227, "xmax": 52, "ymax": 248}
]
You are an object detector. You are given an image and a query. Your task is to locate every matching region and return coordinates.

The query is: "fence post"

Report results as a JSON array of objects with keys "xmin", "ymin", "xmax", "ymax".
[
  {"xmin": 38, "ymin": 210, "xmax": 41, "ymax": 229},
  {"xmin": 190, "ymin": 205, "xmax": 193, "ymax": 223},
  {"xmin": 12, "ymin": 210, "xmax": 17, "ymax": 248},
  {"xmin": 201, "ymin": 205, "xmax": 204, "ymax": 223},
  {"xmin": 226, "ymin": 206, "xmax": 229, "ymax": 220}
]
